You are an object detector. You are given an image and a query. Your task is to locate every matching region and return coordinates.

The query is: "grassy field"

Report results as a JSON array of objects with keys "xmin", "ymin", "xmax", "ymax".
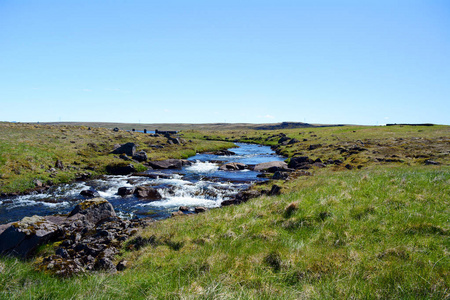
[{"xmin": 0, "ymin": 123, "xmax": 449, "ymax": 299}]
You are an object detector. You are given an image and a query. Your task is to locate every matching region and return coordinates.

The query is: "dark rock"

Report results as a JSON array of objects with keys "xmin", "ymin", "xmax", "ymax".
[
  {"xmin": 425, "ymin": 160, "xmax": 440, "ymax": 165},
  {"xmin": 288, "ymin": 156, "xmax": 313, "ymax": 169},
  {"xmin": 254, "ymin": 161, "xmax": 288, "ymax": 172},
  {"xmin": 68, "ymin": 197, "xmax": 117, "ymax": 226},
  {"xmin": 134, "ymin": 186, "xmax": 161, "ymax": 200},
  {"xmin": 94, "ymin": 257, "xmax": 116, "ymax": 272},
  {"xmin": 132, "ymin": 151, "xmax": 148, "ymax": 162},
  {"xmin": 215, "ymin": 150, "xmax": 236, "ymax": 156},
  {"xmin": 113, "ymin": 127, "xmax": 119, "ymax": 132},
  {"xmin": 167, "ymin": 137, "xmax": 182, "ymax": 145},
  {"xmin": 111, "ymin": 143, "xmax": 136, "ymax": 156},
  {"xmin": 148, "ymin": 159, "xmax": 183, "ymax": 169},
  {"xmin": 80, "ymin": 189, "xmax": 100, "ymax": 198},
  {"xmin": 117, "ymin": 187, "xmax": 135, "ymax": 196},
  {"xmin": 106, "ymin": 164, "xmax": 136, "ymax": 175},
  {"xmin": 219, "ymin": 162, "xmax": 247, "ymax": 171},
  {"xmin": 33, "ymin": 179, "xmax": 43, "ymax": 188},
  {"xmin": 288, "ymin": 138, "xmax": 300, "ymax": 144},
  {"xmin": 268, "ymin": 185, "xmax": 281, "ymax": 196},
  {"xmin": 119, "ymin": 154, "xmax": 132, "ymax": 161},
  {"xmin": 278, "ymin": 136, "xmax": 291, "ymax": 144},
  {"xmin": 171, "ymin": 211, "xmax": 184, "ymax": 217},
  {"xmin": 56, "ymin": 247, "xmax": 69, "ymax": 258},
  {"xmin": 272, "ymin": 171, "xmax": 289, "ymax": 180},
  {"xmin": 194, "ymin": 207, "xmax": 207, "ymax": 213},
  {"xmin": 0, "ymin": 216, "xmax": 62, "ymax": 258},
  {"xmin": 312, "ymin": 162, "xmax": 326, "ymax": 168},
  {"xmin": 179, "ymin": 206, "xmax": 190, "ymax": 212},
  {"xmin": 345, "ymin": 164, "xmax": 354, "ymax": 170},
  {"xmin": 308, "ymin": 144, "xmax": 322, "ymax": 150},
  {"xmin": 55, "ymin": 160, "xmax": 64, "ymax": 170},
  {"xmin": 116, "ymin": 260, "xmax": 128, "ymax": 271}
]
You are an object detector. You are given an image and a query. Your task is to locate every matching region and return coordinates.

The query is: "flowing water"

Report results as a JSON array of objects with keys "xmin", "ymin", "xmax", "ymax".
[{"xmin": 0, "ymin": 143, "xmax": 284, "ymax": 224}]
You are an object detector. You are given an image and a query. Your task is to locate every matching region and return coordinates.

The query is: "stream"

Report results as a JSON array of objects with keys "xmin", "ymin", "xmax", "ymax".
[{"xmin": 0, "ymin": 143, "xmax": 285, "ymax": 224}]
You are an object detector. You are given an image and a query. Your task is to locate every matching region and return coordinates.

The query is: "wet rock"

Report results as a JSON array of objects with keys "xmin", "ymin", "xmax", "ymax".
[
  {"xmin": 132, "ymin": 151, "xmax": 148, "ymax": 162},
  {"xmin": 219, "ymin": 162, "xmax": 247, "ymax": 171},
  {"xmin": 194, "ymin": 207, "xmax": 208, "ymax": 213},
  {"xmin": 148, "ymin": 159, "xmax": 183, "ymax": 169},
  {"xmin": 214, "ymin": 150, "xmax": 236, "ymax": 156},
  {"xmin": 179, "ymin": 206, "xmax": 190, "ymax": 212},
  {"xmin": 106, "ymin": 163, "xmax": 136, "ymax": 175},
  {"xmin": 117, "ymin": 187, "xmax": 135, "ymax": 196},
  {"xmin": 254, "ymin": 161, "xmax": 288, "ymax": 172},
  {"xmin": 0, "ymin": 216, "xmax": 61, "ymax": 258},
  {"xmin": 80, "ymin": 189, "xmax": 101, "ymax": 198},
  {"xmin": 134, "ymin": 186, "xmax": 162, "ymax": 200},
  {"xmin": 111, "ymin": 143, "xmax": 136, "ymax": 156}
]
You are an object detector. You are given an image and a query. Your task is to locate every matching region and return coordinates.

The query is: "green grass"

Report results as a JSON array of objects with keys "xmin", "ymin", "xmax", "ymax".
[
  {"xmin": 0, "ymin": 123, "xmax": 449, "ymax": 299},
  {"xmin": 1, "ymin": 166, "xmax": 448, "ymax": 299}
]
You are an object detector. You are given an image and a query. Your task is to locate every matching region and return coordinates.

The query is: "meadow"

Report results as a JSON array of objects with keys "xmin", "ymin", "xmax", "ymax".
[{"xmin": 0, "ymin": 123, "xmax": 448, "ymax": 299}]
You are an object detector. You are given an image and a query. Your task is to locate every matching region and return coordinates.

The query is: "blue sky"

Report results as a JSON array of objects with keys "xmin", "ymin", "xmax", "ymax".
[{"xmin": 0, "ymin": 1, "xmax": 449, "ymax": 125}]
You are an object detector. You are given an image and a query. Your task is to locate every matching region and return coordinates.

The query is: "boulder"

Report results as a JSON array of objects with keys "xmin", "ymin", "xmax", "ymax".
[
  {"xmin": 288, "ymin": 138, "xmax": 300, "ymax": 145},
  {"xmin": 194, "ymin": 207, "xmax": 207, "ymax": 213},
  {"xmin": 254, "ymin": 161, "xmax": 288, "ymax": 172},
  {"xmin": 278, "ymin": 136, "xmax": 290, "ymax": 144},
  {"xmin": 132, "ymin": 151, "xmax": 148, "ymax": 162},
  {"xmin": 0, "ymin": 215, "xmax": 62, "ymax": 258},
  {"xmin": 268, "ymin": 185, "xmax": 282, "ymax": 196},
  {"xmin": 117, "ymin": 187, "xmax": 135, "ymax": 196},
  {"xmin": 272, "ymin": 171, "xmax": 289, "ymax": 180},
  {"xmin": 288, "ymin": 156, "xmax": 313, "ymax": 169},
  {"xmin": 68, "ymin": 197, "xmax": 116, "ymax": 226},
  {"xmin": 111, "ymin": 143, "xmax": 136, "ymax": 156},
  {"xmin": 148, "ymin": 159, "xmax": 183, "ymax": 169},
  {"xmin": 134, "ymin": 186, "xmax": 162, "ymax": 200},
  {"xmin": 106, "ymin": 163, "xmax": 136, "ymax": 175},
  {"xmin": 80, "ymin": 189, "xmax": 101, "ymax": 198},
  {"xmin": 219, "ymin": 162, "xmax": 247, "ymax": 171},
  {"xmin": 215, "ymin": 150, "xmax": 236, "ymax": 156}
]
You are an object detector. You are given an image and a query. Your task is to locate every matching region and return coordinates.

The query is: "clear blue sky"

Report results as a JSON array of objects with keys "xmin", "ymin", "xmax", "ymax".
[{"xmin": 1, "ymin": 0, "xmax": 449, "ymax": 125}]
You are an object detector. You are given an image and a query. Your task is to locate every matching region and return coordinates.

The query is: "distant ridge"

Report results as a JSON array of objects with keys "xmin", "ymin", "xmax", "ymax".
[
  {"xmin": 39, "ymin": 121, "xmax": 348, "ymax": 131},
  {"xmin": 255, "ymin": 122, "xmax": 315, "ymax": 130}
]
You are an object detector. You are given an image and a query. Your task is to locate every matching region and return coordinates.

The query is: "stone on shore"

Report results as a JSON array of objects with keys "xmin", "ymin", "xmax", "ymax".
[
  {"xmin": 254, "ymin": 161, "xmax": 288, "ymax": 172},
  {"xmin": 0, "ymin": 215, "xmax": 61, "ymax": 258}
]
